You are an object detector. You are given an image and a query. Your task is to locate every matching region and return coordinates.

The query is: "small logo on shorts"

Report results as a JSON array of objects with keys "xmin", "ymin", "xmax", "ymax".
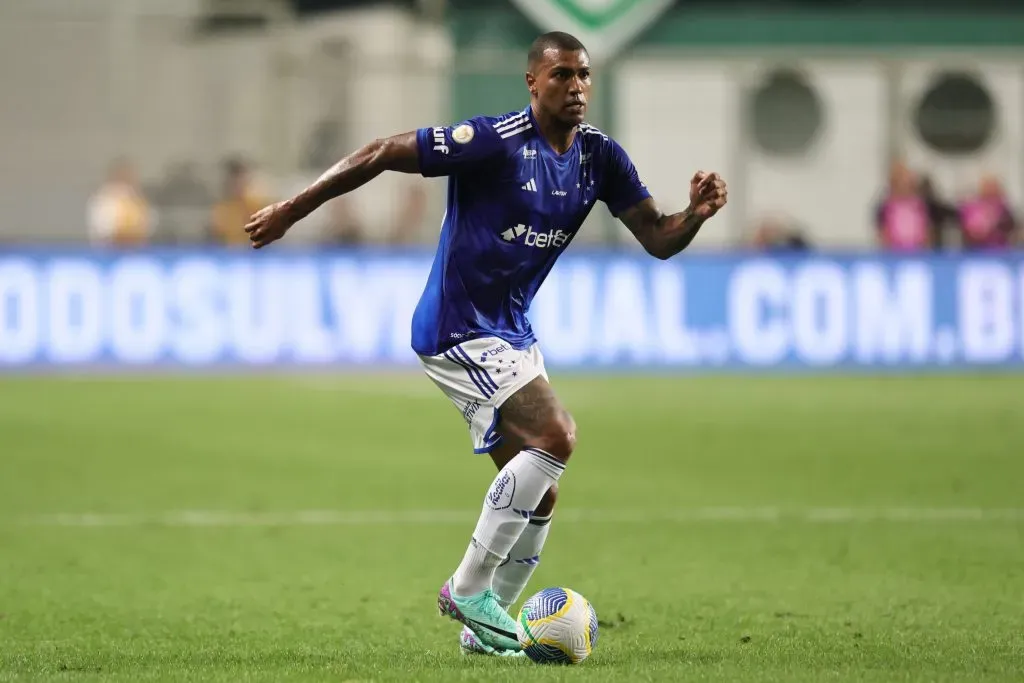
[
  {"xmin": 486, "ymin": 470, "xmax": 516, "ymax": 510},
  {"xmin": 480, "ymin": 342, "xmax": 512, "ymax": 363},
  {"xmin": 462, "ymin": 401, "xmax": 480, "ymax": 424}
]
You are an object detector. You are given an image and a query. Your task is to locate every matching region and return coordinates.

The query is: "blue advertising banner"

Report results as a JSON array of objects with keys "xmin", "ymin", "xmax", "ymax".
[{"xmin": 1, "ymin": 249, "xmax": 1022, "ymax": 371}]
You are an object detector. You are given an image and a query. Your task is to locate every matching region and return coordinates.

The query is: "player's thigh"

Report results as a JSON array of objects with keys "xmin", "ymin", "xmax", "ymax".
[{"xmin": 497, "ymin": 375, "xmax": 576, "ymax": 462}]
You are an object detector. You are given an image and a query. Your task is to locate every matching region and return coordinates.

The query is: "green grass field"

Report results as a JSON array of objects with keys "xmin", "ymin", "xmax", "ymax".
[{"xmin": 1, "ymin": 374, "xmax": 1022, "ymax": 682}]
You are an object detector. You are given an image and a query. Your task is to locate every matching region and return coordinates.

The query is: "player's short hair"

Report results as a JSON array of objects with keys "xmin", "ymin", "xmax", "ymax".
[{"xmin": 527, "ymin": 31, "xmax": 589, "ymax": 70}]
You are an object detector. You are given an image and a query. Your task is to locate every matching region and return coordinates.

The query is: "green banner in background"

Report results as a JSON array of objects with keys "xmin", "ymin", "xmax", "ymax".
[{"xmin": 508, "ymin": 0, "xmax": 675, "ymax": 62}]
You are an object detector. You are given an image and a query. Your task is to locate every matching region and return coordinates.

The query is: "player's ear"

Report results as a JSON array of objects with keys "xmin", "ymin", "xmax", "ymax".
[{"xmin": 525, "ymin": 71, "xmax": 537, "ymax": 96}]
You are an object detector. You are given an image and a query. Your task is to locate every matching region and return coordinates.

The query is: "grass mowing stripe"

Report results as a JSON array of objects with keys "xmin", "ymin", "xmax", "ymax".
[{"xmin": 11, "ymin": 506, "xmax": 1024, "ymax": 527}]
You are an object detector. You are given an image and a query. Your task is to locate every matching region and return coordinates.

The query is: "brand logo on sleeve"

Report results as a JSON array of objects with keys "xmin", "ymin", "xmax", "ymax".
[{"xmin": 431, "ymin": 127, "xmax": 449, "ymax": 155}]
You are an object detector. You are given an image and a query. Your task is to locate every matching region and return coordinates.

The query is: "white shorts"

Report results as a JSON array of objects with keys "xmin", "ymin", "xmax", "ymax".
[{"xmin": 418, "ymin": 336, "xmax": 549, "ymax": 454}]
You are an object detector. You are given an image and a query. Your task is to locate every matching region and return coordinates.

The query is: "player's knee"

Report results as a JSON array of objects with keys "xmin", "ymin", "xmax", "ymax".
[{"xmin": 533, "ymin": 413, "xmax": 576, "ymax": 462}]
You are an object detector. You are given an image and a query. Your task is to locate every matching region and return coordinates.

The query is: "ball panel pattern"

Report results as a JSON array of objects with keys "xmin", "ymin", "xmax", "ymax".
[{"xmin": 517, "ymin": 587, "xmax": 596, "ymax": 665}]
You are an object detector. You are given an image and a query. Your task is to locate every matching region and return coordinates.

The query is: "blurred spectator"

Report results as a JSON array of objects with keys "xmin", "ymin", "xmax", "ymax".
[
  {"xmin": 957, "ymin": 174, "xmax": 1018, "ymax": 250},
  {"xmin": 389, "ymin": 184, "xmax": 428, "ymax": 244},
  {"xmin": 87, "ymin": 158, "xmax": 155, "ymax": 247},
  {"xmin": 325, "ymin": 195, "xmax": 365, "ymax": 245},
  {"xmin": 749, "ymin": 213, "xmax": 811, "ymax": 252},
  {"xmin": 919, "ymin": 174, "xmax": 960, "ymax": 249},
  {"xmin": 874, "ymin": 160, "xmax": 935, "ymax": 251},
  {"xmin": 320, "ymin": 183, "xmax": 427, "ymax": 246},
  {"xmin": 209, "ymin": 158, "xmax": 270, "ymax": 246},
  {"xmin": 149, "ymin": 161, "xmax": 212, "ymax": 244}
]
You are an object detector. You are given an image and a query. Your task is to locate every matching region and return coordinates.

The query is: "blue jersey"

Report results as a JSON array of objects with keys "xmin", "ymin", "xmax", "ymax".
[{"xmin": 410, "ymin": 106, "xmax": 651, "ymax": 356}]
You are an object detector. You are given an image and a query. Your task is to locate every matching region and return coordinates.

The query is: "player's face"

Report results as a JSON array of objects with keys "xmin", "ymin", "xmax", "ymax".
[{"xmin": 530, "ymin": 49, "xmax": 592, "ymax": 126}]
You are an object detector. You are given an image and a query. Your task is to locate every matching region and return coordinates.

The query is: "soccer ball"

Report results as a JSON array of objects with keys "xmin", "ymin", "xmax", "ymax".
[{"xmin": 516, "ymin": 587, "xmax": 598, "ymax": 664}]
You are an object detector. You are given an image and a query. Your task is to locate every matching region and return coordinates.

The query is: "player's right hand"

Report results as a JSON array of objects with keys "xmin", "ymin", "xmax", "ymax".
[
  {"xmin": 688, "ymin": 171, "xmax": 728, "ymax": 220},
  {"xmin": 245, "ymin": 201, "xmax": 297, "ymax": 249}
]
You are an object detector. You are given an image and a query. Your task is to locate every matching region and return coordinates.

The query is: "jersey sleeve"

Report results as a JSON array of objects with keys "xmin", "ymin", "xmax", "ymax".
[
  {"xmin": 415, "ymin": 117, "xmax": 504, "ymax": 178},
  {"xmin": 599, "ymin": 138, "xmax": 652, "ymax": 216}
]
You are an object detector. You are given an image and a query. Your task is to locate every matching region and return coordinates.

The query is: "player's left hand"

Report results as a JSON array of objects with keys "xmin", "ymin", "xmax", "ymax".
[
  {"xmin": 244, "ymin": 201, "xmax": 298, "ymax": 249},
  {"xmin": 688, "ymin": 171, "xmax": 728, "ymax": 220}
]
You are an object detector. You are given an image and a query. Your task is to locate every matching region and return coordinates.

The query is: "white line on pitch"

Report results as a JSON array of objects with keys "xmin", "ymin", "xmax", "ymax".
[{"xmin": 10, "ymin": 507, "xmax": 1024, "ymax": 528}]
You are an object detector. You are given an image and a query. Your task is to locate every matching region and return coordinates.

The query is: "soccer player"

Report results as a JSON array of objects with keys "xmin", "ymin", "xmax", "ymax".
[{"xmin": 245, "ymin": 31, "xmax": 727, "ymax": 655}]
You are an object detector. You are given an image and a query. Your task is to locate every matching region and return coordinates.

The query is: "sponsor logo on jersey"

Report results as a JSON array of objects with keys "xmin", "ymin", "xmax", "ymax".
[
  {"xmin": 500, "ymin": 223, "xmax": 570, "ymax": 249},
  {"xmin": 431, "ymin": 126, "xmax": 449, "ymax": 155},
  {"xmin": 501, "ymin": 224, "xmax": 527, "ymax": 242},
  {"xmin": 523, "ymin": 148, "xmax": 537, "ymax": 160},
  {"xmin": 551, "ymin": 189, "xmax": 567, "ymax": 197},
  {"xmin": 521, "ymin": 178, "xmax": 538, "ymax": 192}
]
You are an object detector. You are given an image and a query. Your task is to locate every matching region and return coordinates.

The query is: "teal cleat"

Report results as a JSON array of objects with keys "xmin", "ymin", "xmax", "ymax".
[
  {"xmin": 459, "ymin": 626, "xmax": 526, "ymax": 658},
  {"xmin": 437, "ymin": 578, "xmax": 521, "ymax": 652}
]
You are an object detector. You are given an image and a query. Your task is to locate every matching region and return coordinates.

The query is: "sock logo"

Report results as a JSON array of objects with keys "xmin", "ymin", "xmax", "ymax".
[{"xmin": 486, "ymin": 470, "xmax": 516, "ymax": 510}]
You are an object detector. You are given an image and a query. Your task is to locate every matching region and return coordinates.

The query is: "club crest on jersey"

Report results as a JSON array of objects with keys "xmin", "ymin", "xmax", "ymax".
[
  {"xmin": 431, "ymin": 126, "xmax": 449, "ymax": 155},
  {"xmin": 452, "ymin": 124, "xmax": 474, "ymax": 144}
]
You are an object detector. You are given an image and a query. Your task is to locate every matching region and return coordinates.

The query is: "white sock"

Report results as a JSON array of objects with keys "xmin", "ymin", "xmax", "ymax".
[
  {"xmin": 492, "ymin": 513, "xmax": 552, "ymax": 608},
  {"xmin": 452, "ymin": 448, "xmax": 565, "ymax": 597}
]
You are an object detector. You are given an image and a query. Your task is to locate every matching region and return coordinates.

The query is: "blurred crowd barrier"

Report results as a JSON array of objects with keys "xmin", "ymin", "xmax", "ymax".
[
  {"xmin": 1, "ymin": 249, "xmax": 1022, "ymax": 371},
  {"xmin": 1, "ymin": 1, "xmax": 1022, "ymax": 252}
]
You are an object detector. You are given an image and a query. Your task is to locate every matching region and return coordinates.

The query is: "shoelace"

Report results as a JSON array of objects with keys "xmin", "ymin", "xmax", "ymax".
[{"xmin": 477, "ymin": 589, "xmax": 514, "ymax": 626}]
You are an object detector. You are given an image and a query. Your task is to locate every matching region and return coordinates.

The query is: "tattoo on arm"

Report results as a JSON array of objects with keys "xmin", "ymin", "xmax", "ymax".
[
  {"xmin": 619, "ymin": 198, "xmax": 703, "ymax": 260},
  {"xmin": 288, "ymin": 132, "xmax": 419, "ymax": 220}
]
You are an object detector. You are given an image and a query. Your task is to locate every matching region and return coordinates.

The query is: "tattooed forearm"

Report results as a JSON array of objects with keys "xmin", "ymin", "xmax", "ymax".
[{"xmin": 287, "ymin": 132, "xmax": 420, "ymax": 221}]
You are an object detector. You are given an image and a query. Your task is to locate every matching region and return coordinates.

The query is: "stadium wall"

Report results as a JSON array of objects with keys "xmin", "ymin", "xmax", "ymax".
[
  {"xmin": 0, "ymin": 2, "xmax": 449, "ymax": 243},
  {"xmin": 1, "ymin": 249, "xmax": 1022, "ymax": 372}
]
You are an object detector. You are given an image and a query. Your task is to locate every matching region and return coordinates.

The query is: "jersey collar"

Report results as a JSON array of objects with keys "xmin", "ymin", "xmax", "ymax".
[{"xmin": 525, "ymin": 105, "xmax": 580, "ymax": 160}]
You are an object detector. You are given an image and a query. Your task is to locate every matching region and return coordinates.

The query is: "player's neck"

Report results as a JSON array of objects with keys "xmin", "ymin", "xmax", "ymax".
[{"xmin": 530, "ymin": 104, "xmax": 577, "ymax": 155}]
